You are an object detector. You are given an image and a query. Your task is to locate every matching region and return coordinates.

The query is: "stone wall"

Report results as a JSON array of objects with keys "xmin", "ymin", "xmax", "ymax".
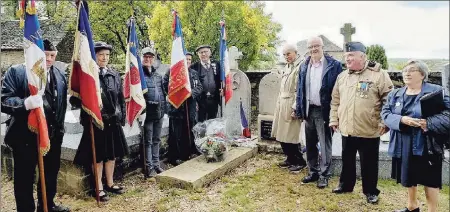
[{"xmin": 1, "ymin": 50, "xmax": 23, "ymax": 74}]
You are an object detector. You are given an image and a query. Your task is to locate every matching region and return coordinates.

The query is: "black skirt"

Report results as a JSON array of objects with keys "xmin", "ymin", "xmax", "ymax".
[
  {"xmin": 74, "ymin": 119, "xmax": 129, "ymax": 166},
  {"xmin": 391, "ymin": 154, "xmax": 443, "ymax": 189}
]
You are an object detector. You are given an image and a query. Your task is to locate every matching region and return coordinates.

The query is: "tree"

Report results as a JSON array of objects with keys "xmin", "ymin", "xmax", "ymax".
[
  {"xmin": 366, "ymin": 44, "xmax": 389, "ymax": 70},
  {"xmin": 146, "ymin": 1, "xmax": 281, "ymax": 71}
]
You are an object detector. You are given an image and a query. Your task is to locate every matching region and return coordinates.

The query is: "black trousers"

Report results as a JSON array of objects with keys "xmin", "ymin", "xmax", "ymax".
[
  {"xmin": 280, "ymin": 142, "xmax": 306, "ymax": 166},
  {"xmin": 339, "ymin": 136, "xmax": 381, "ymax": 195},
  {"xmin": 167, "ymin": 117, "xmax": 200, "ymax": 162},
  {"xmin": 198, "ymin": 98, "xmax": 219, "ymax": 122},
  {"xmin": 13, "ymin": 134, "xmax": 63, "ymax": 212}
]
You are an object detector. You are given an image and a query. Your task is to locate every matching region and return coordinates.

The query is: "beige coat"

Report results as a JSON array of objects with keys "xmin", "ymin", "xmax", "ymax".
[
  {"xmin": 329, "ymin": 61, "xmax": 393, "ymax": 138},
  {"xmin": 271, "ymin": 56, "xmax": 303, "ymax": 143}
]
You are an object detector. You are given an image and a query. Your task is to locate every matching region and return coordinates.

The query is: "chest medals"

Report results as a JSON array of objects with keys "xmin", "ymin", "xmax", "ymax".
[{"xmin": 357, "ymin": 80, "xmax": 372, "ymax": 98}]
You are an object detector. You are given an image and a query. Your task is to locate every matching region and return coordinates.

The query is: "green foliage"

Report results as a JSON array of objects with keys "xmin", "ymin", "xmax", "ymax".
[
  {"xmin": 146, "ymin": 1, "xmax": 281, "ymax": 71},
  {"xmin": 366, "ymin": 44, "xmax": 389, "ymax": 69},
  {"xmin": 1, "ymin": 1, "xmax": 19, "ymax": 20}
]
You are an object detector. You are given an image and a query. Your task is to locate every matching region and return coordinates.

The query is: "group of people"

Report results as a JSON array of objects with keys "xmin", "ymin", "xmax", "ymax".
[
  {"xmin": 1, "ymin": 39, "xmax": 224, "ymax": 211},
  {"xmin": 272, "ymin": 36, "xmax": 449, "ymax": 212}
]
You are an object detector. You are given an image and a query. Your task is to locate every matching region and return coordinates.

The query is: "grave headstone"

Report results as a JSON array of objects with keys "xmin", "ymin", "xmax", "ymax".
[
  {"xmin": 340, "ymin": 23, "xmax": 355, "ymax": 52},
  {"xmin": 257, "ymin": 70, "xmax": 281, "ymax": 141},
  {"xmin": 229, "ymin": 46, "xmax": 243, "ymax": 71}
]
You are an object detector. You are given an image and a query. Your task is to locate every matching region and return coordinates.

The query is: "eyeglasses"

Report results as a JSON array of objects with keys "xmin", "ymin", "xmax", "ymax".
[
  {"xmin": 198, "ymin": 50, "xmax": 209, "ymax": 55},
  {"xmin": 402, "ymin": 68, "xmax": 419, "ymax": 73},
  {"xmin": 307, "ymin": 44, "xmax": 321, "ymax": 49}
]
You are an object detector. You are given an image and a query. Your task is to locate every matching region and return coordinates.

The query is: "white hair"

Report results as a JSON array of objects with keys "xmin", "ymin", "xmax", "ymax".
[
  {"xmin": 282, "ymin": 43, "xmax": 297, "ymax": 54},
  {"xmin": 307, "ymin": 36, "xmax": 324, "ymax": 47}
]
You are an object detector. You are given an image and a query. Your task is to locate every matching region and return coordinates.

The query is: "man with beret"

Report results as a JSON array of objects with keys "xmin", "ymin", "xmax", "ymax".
[
  {"xmin": 329, "ymin": 41, "xmax": 393, "ymax": 204},
  {"xmin": 137, "ymin": 47, "xmax": 167, "ymax": 177},
  {"xmin": 164, "ymin": 52, "xmax": 203, "ymax": 166},
  {"xmin": 2, "ymin": 39, "xmax": 70, "ymax": 211},
  {"xmin": 190, "ymin": 45, "xmax": 222, "ymax": 122}
]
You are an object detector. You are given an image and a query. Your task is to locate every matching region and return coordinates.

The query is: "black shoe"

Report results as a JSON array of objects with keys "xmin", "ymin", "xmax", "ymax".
[
  {"xmin": 154, "ymin": 166, "xmax": 164, "ymax": 174},
  {"xmin": 144, "ymin": 168, "xmax": 157, "ymax": 179},
  {"xmin": 301, "ymin": 174, "xmax": 319, "ymax": 184},
  {"xmin": 169, "ymin": 159, "xmax": 184, "ymax": 166},
  {"xmin": 288, "ymin": 164, "xmax": 306, "ymax": 173},
  {"xmin": 317, "ymin": 177, "xmax": 328, "ymax": 189},
  {"xmin": 91, "ymin": 190, "xmax": 109, "ymax": 202},
  {"xmin": 278, "ymin": 160, "xmax": 291, "ymax": 168},
  {"xmin": 51, "ymin": 204, "xmax": 71, "ymax": 212},
  {"xmin": 332, "ymin": 186, "xmax": 353, "ymax": 194},
  {"xmin": 366, "ymin": 194, "xmax": 379, "ymax": 204},
  {"xmin": 394, "ymin": 207, "xmax": 420, "ymax": 212},
  {"xmin": 104, "ymin": 184, "xmax": 125, "ymax": 195}
]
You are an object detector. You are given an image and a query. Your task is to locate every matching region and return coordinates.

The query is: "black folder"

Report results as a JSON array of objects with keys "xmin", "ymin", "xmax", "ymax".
[{"xmin": 420, "ymin": 89, "xmax": 445, "ymax": 118}]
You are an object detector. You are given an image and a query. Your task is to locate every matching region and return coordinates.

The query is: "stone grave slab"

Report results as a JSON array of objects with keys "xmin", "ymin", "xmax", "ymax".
[{"xmin": 156, "ymin": 146, "xmax": 258, "ymax": 189}]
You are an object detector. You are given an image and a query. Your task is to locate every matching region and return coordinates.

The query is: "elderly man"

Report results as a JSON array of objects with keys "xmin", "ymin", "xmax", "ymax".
[
  {"xmin": 329, "ymin": 42, "xmax": 393, "ymax": 204},
  {"xmin": 190, "ymin": 45, "xmax": 221, "ymax": 122},
  {"xmin": 138, "ymin": 47, "xmax": 167, "ymax": 177},
  {"xmin": 296, "ymin": 36, "xmax": 343, "ymax": 188},
  {"xmin": 272, "ymin": 44, "xmax": 307, "ymax": 173},
  {"xmin": 2, "ymin": 40, "xmax": 70, "ymax": 211}
]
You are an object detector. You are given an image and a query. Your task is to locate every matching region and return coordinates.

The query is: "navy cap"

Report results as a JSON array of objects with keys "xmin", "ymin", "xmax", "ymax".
[
  {"xmin": 345, "ymin": 42, "xmax": 366, "ymax": 53},
  {"xmin": 94, "ymin": 41, "xmax": 113, "ymax": 52},
  {"xmin": 186, "ymin": 52, "xmax": 193, "ymax": 56},
  {"xmin": 43, "ymin": 39, "xmax": 57, "ymax": 51},
  {"xmin": 195, "ymin": 45, "xmax": 211, "ymax": 53}
]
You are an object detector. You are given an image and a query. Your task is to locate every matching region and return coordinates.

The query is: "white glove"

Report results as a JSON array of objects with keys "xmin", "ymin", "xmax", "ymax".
[
  {"xmin": 139, "ymin": 114, "xmax": 146, "ymax": 126},
  {"xmin": 24, "ymin": 95, "xmax": 43, "ymax": 110}
]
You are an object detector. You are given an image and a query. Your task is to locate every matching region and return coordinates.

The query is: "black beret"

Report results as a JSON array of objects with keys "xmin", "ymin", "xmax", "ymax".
[
  {"xmin": 195, "ymin": 45, "xmax": 211, "ymax": 53},
  {"xmin": 94, "ymin": 41, "xmax": 113, "ymax": 52},
  {"xmin": 185, "ymin": 52, "xmax": 193, "ymax": 56},
  {"xmin": 43, "ymin": 39, "xmax": 57, "ymax": 51},
  {"xmin": 345, "ymin": 42, "xmax": 366, "ymax": 53}
]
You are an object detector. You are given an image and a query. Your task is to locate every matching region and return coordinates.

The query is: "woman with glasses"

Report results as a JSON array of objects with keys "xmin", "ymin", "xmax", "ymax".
[{"xmin": 381, "ymin": 60, "xmax": 450, "ymax": 212}]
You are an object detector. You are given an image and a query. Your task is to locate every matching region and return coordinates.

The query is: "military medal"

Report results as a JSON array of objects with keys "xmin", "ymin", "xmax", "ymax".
[{"xmin": 395, "ymin": 102, "xmax": 401, "ymax": 107}]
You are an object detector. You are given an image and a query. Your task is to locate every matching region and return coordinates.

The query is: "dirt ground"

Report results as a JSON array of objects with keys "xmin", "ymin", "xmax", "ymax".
[{"xmin": 1, "ymin": 153, "xmax": 449, "ymax": 212}]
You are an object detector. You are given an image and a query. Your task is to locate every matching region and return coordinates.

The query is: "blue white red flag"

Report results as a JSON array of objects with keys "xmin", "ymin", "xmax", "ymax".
[
  {"xmin": 19, "ymin": 0, "xmax": 50, "ymax": 155},
  {"xmin": 240, "ymin": 99, "xmax": 251, "ymax": 138},
  {"xmin": 69, "ymin": 1, "xmax": 103, "ymax": 129},
  {"xmin": 124, "ymin": 18, "xmax": 147, "ymax": 126},
  {"xmin": 219, "ymin": 20, "xmax": 233, "ymax": 104},
  {"xmin": 167, "ymin": 10, "xmax": 191, "ymax": 109}
]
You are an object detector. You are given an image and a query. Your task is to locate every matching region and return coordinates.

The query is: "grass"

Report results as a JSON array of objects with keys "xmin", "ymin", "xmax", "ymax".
[{"xmin": 2, "ymin": 153, "xmax": 449, "ymax": 212}]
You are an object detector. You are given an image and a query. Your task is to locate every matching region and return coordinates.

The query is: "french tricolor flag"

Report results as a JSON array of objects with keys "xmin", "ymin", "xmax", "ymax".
[
  {"xmin": 220, "ymin": 20, "xmax": 233, "ymax": 104},
  {"xmin": 240, "ymin": 99, "xmax": 251, "ymax": 138},
  {"xmin": 124, "ymin": 18, "xmax": 146, "ymax": 127}
]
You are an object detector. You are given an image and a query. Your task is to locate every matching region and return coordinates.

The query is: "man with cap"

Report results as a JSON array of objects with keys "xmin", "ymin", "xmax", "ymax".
[
  {"xmin": 329, "ymin": 41, "xmax": 393, "ymax": 204},
  {"xmin": 137, "ymin": 47, "xmax": 167, "ymax": 178},
  {"xmin": 71, "ymin": 41, "xmax": 129, "ymax": 201},
  {"xmin": 164, "ymin": 52, "xmax": 203, "ymax": 166},
  {"xmin": 190, "ymin": 45, "xmax": 222, "ymax": 122},
  {"xmin": 2, "ymin": 39, "xmax": 70, "ymax": 211},
  {"xmin": 185, "ymin": 52, "xmax": 194, "ymax": 68}
]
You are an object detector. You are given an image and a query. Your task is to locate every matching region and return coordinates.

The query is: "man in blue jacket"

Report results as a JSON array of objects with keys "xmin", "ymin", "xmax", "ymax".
[{"xmin": 296, "ymin": 36, "xmax": 342, "ymax": 188}]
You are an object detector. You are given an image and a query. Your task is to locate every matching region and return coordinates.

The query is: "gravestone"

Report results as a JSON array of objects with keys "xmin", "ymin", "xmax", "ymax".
[
  {"xmin": 442, "ymin": 63, "xmax": 450, "ymax": 93},
  {"xmin": 340, "ymin": 23, "xmax": 355, "ymax": 52},
  {"xmin": 223, "ymin": 46, "xmax": 251, "ymax": 136},
  {"xmin": 257, "ymin": 70, "xmax": 281, "ymax": 141}
]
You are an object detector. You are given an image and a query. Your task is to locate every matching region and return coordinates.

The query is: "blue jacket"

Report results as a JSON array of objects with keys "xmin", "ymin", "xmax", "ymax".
[
  {"xmin": 381, "ymin": 82, "xmax": 450, "ymax": 157},
  {"xmin": 295, "ymin": 55, "xmax": 342, "ymax": 122}
]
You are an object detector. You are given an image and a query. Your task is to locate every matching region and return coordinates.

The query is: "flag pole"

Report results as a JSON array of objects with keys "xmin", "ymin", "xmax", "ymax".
[
  {"xmin": 37, "ymin": 137, "xmax": 48, "ymax": 212},
  {"xmin": 220, "ymin": 9, "xmax": 225, "ymax": 118},
  {"xmin": 89, "ymin": 118, "xmax": 100, "ymax": 206}
]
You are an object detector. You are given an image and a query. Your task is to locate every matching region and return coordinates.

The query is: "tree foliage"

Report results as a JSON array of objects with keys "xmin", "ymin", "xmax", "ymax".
[
  {"xmin": 366, "ymin": 44, "xmax": 389, "ymax": 70},
  {"xmin": 146, "ymin": 1, "xmax": 281, "ymax": 70}
]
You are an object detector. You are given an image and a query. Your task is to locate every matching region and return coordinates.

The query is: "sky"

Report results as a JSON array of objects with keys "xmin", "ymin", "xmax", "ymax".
[{"xmin": 264, "ymin": 1, "xmax": 449, "ymax": 59}]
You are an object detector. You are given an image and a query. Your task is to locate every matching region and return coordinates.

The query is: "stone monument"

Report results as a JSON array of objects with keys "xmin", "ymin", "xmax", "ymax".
[
  {"xmin": 257, "ymin": 69, "xmax": 281, "ymax": 141},
  {"xmin": 442, "ymin": 63, "xmax": 450, "ymax": 93},
  {"xmin": 223, "ymin": 46, "xmax": 251, "ymax": 136},
  {"xmin": 340, "ymin": 23, "xmax": 355, "ymax": 52}
]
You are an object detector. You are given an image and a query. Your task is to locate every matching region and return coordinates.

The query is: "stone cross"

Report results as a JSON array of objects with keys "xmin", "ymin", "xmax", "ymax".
[
  {"xmin": 229, "ymin": 46, "xmax": 243, "ymax": 70},
  {"xmin": 340, "ymin": 23, "xmax": 355, "ymax": 52}
]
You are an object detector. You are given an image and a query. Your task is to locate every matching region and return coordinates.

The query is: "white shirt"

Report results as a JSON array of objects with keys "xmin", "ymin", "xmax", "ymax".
[{"xmin": 309, "ymin": 57, "xmax": 324, "ymax": 106}]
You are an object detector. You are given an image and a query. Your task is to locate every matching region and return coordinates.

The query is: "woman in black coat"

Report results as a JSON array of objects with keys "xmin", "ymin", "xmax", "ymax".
[{"xmin": 71, "ymin": 42, "xmax": 129, "ymax": 202}]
